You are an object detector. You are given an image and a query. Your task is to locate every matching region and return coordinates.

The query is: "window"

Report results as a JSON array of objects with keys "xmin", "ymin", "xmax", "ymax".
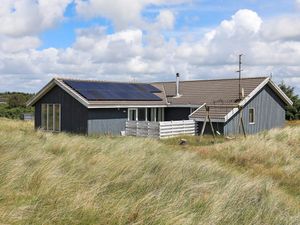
[
  {"xmin": 129, "ymin": 108, "xmax": 165, "ymax": 122},
  {"xmin": 48, "ymin": 104, "xmax": 54, "ymax": 130},
  {"xmin": 54, "ymin": 104, "xmax": 61, "ymax": 132},
  {"xmin": 249, "ymin": 108, "xmax": 255, "ymax": 124},
  {"xmin": 41, "ymin": 104, "xmax": 61, "ymax": 131},
  {"xmin": 156, "ymin": 108, "xmax": 164, "ymax": 122},
  {"xmin": 41, "ymin": 104, "xmax": 47, "ymax": 129},
  {"xmin": 128, "ymin": 108, "xmax": 137, "ymax": 121},
  {"xmin": 138, "ymin": 108, "xmax": 146, "ymax": 121}
]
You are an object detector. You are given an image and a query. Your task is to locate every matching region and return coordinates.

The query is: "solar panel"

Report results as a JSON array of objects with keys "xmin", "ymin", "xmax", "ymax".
[{"xmin": 63, "ymin": 80, "xmax": 162, "ymax": 101}]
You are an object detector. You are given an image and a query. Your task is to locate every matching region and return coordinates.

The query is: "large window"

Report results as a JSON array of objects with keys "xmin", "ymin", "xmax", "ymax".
[
  {"xmin": 41, "ymin": 104, "xmax": 61, "ymax": 131},
  {"xmin": 249, "ymin": 108, "xmax": 255, "ymax": 124},
  {"xmin": 128, "ymin": 108, "xmax": 164, "ymax": 122}
]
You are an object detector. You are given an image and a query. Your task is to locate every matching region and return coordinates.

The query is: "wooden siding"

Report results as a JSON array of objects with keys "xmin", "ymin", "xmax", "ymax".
[
  {"xmin": 224, "ymin": 85, "xmax": 286, "ymax": 135},
  {"xmin": 34, "ymin": 85, "xmax": 88, "ymax": 134},
  {"xmin": 87, "ymin": 108, "xmax": 128, "ymax": 135},
  {"xmin": 88, "ymin": 119, "xmax": 127, "ymax": 135}
]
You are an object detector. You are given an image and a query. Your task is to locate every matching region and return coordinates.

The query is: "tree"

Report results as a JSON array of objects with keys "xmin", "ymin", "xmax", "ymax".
[
  {"xmin": 278, "ymin": 82, "xmax": 300, "ymax": 120},
  {"xmin": 7, "ymin": 94, "xmax": 27, "ymax": 108}
]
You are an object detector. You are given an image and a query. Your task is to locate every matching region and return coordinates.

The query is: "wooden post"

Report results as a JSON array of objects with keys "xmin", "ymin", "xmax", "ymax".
[
  {"xmin": 200, "ymin": 107, "xmax": 208, "ymax": 137},
  {"xmin": 207, "ymin": 107, "xmax": 216, "ymax": 140},
  {"xmin": 241, "ymin": 117, "xmax": 246, "ymax": 138},
  {"xmin": 237, "ymin": 106, "xmax": 247, "ymax": 138}
]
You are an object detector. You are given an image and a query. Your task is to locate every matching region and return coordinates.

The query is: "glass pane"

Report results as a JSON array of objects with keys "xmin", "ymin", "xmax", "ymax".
[
  {"xmin": 249, "ymin": 109, "xmax": 254, "ymax": 123},
  {"xmin": 41, "ymin": 104, "xmax": 47, "ymax": 129},
  {"xmin": 138, "ymin": 108, "xmax": 146, "ymax": 121},
  {"xmin": 157, "ymin": 108, "xmax": 164, "ymax": 121},
  {"xmin": 54, "ymin": 104, "xmax": 60, "ymax": 131},
  {"xmin": 151, "ymin": 108, "xmax": 156, "ymax": 121},
  {"xmin": 129, "ymin": 109, "xmax": 136, "ymax": 121},
  {"xmin": 147, "ymin": 108, "xmax": 152, "ymax": 121},
  {"xmin": 48, "ymin": 104, "xmax": 53, "ymax": 131}
]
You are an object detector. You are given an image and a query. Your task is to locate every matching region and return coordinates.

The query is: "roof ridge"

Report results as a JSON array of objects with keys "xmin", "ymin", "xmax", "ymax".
[
  {"xmin": 153, "ymin": 76, "xmax": 269, "ymax": 84},
  {"xmin": 56, "ymin": 77, "xmax": 149, "ymax": 85}
]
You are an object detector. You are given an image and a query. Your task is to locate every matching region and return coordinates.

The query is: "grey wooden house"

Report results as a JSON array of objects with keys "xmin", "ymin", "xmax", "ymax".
[{"xmin": 27, "ymin": 75, "xmax": 292, "ymax": 136}]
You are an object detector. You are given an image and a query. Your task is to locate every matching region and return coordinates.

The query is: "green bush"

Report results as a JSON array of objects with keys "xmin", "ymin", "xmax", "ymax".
[
  {"xmin": 7, "ymin": 93, "xmax": 28, "ymax": 108},
  {"xmin": 0, "ymin": 104, "xmax": 33, "ymax": 119},
  {"xmin": 279, "ymin": 82, "xmax": 300, "ymax": 120},
  {"xmin": 0, "ymin": 92, "xmax": 34, "ymax": 119}
]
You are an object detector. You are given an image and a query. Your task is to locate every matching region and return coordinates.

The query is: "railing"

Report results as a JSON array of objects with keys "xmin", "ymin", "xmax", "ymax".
[{"xmin": 125, "ymin": 120, "xmax": 196, "ymax": 138}]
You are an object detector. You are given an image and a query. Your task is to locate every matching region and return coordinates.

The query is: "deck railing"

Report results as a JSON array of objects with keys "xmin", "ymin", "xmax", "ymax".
[{"xmin": 125, "ymin": 120, "xmax": 196, "ymax": 138}]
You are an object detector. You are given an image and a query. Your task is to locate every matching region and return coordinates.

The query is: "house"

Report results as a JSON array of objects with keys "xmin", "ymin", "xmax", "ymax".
[{"xmin": 27, "ymin": 75, "xmax": 293, "ymax": 136}]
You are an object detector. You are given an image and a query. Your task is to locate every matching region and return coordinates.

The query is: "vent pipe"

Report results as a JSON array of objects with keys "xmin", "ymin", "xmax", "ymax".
[{"xmin": 176, "ymin": 73, "xmax": 180, "ymax": 97}]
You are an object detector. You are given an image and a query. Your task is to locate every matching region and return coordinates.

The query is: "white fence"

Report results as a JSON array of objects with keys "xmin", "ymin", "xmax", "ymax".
[{"xmin": 125, "ymin": 120, "xmax": 196, "ymax": 138}]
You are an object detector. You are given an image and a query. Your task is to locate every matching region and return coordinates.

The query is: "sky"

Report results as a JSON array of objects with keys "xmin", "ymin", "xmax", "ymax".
[{"xmin": 0, "ymin": 0, "xmax": 300, "ymax": 94}]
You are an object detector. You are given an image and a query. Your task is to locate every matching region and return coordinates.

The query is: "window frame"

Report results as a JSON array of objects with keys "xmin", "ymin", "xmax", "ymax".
[
  {"xmin": 128, "ymin": 108, "xmax": 165, "ymax": 122},
  {"xmin": 41, "ymin": 103, "xmax": 61, "ymax": 132},
  {"xmin": 249, "ymin": 107, "xmax": 255, "ymax": 125},
  {"xmin": 128, "ymin": 108, "xmax": 138, "ymax": 121},
  {"xmin": 54, "ymin": 104, "xmax": 61, "ymax": 132}
]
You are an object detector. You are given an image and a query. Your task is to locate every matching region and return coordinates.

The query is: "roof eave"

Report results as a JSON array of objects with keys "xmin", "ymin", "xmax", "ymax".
[
  {"xmin": 26, "ymin": 78, "xmax": 168, "ymax": 108},
  {"xmin": 26, "ymin": 78, "xmax": 57, "ymax": 107},
  {"xmin": 224, "ymin": 77, "xmax": 293, "ymax": 122},
  {"xmin": 268, "ymin": 79, "xmax": 293, "ymax": 106},
  {"xmin": 26, "ymin": 78, "xmax": 90, "ymax": 108}
]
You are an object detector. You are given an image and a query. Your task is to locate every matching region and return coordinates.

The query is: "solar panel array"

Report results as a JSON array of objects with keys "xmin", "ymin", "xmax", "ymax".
[{"xmin": 63, "ymin": 80, "xmax": 162, "ymax": 101}]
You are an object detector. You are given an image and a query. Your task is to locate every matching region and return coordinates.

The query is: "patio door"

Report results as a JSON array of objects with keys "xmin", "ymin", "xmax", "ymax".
[{"xmin": 128, "ymin": 108, "xmax": 138, "ymax": 121}]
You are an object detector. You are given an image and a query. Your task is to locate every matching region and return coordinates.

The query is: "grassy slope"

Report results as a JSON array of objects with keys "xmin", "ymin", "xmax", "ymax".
[{"xmin": 0, "ymin": 118, "xmax": 299, "ymax": 224}]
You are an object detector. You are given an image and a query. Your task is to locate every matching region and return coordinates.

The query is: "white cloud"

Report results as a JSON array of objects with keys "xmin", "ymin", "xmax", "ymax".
[
  {"xmin": 156, "ymin": 10, "xmax": 176, "ymax": 30},
  {"xmin": 0, "ymin": 0, "xmax": 71, "ymax": 37},
  {"xmin": 75, "ymin": 0, "xmax": 185, "ymax": 30},
  {"xmin": 0, "ymin": 36, "xmax": 41, "ymax": 53},
  {"xmin": 262, "ymin": 16, "xmax": 300, "ymax": 41},
  {"xmin": 0, "ymin": 8, "xmax": 300, "ymax": 95}
]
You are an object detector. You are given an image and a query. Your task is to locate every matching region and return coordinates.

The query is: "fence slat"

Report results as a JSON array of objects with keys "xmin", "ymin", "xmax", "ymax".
[{"xmin": 125, "ymin": 120, "xmax": 196, "ymax": 138}]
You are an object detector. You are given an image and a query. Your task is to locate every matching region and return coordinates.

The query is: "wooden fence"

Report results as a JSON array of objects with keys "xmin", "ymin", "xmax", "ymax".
[{"xmin": 125, "ymin": 120, "xmax": 197, "ymax": 138}]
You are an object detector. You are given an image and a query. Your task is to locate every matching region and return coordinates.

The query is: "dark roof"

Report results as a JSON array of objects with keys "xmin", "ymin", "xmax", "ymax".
[
  {"xmin": 27, "ymin": 76, "xmax": 292, "ymax": 117},
  {"xmin": 63, "ymin": 79, "xmax": 162, "ymax": 101},
  {"xmin": 156, "ymin": 77, "xmax": 267, "ymax": 106},
  {"xmin": 59, "ymin": 78, "xmax": 167, "ymax": 106}
]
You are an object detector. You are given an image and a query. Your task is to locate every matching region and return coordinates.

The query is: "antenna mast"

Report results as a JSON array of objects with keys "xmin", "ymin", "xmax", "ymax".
[{"xmin": 236, "ymin": 54, "xmax": 243, "ymax": 100}]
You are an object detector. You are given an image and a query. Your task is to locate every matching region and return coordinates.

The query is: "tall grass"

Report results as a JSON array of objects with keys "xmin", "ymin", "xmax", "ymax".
[
  {"xmin": 0, "ymin": 118, "xmax": 299, "ymax": 224},
  {"xmin": 195, "ymin": 126, "xmax": 300, "ymax": 199}
]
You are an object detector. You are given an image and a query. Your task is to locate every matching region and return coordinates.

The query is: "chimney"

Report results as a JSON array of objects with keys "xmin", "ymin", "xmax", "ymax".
[{"xmin": 176, "ymin": 73, "xmax": 180, "ymax": 97}]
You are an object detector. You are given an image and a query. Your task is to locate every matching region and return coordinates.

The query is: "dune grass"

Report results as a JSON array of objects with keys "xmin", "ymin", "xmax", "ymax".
[{"xmin": 0, "ymin": 118, "xmax": 299, "ymax": 224}]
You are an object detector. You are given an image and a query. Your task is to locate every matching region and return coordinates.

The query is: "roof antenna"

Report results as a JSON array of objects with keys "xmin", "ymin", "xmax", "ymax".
[{"xmin": 236, "ymin": 54, "xmax": 243, "ymax": 100}]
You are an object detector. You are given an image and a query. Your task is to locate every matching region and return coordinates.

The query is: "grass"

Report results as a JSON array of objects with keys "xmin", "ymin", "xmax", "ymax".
[
  {"xmin": 287, "ymin": 120, "xmax": 300, "ymax": 127},
  {"xmin": 161, "ymin": 135, "xmax": 227, "ymax": 146},
  {"xmin": 0, "ymin": 118, "xmax": 300, "ymax": 224}
]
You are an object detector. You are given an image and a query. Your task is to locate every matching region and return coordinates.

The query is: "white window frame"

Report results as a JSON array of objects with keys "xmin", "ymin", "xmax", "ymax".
[
  {"xmin": 41, "ymin": 103, "xmax": 61, "ymax": 132},
  {"xmin": 157, "ymin": 108, "xmax": 165, "ymax": 122},
  {"xmin": 128, "ymin": 108, "xmax": 138, "ymax": 121},
  {"xmin": 54, "ymin": 104, "xmax": 61, "ymax": 132},
  {"xmin": 249, "ymin": 107, "xmax": 255, "ymax": 125}
]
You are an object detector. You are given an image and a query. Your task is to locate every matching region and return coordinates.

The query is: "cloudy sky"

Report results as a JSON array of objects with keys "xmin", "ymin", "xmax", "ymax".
[{"xmin": 0, "ymin": 0, "xmax": 300, "ymax": 94}]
